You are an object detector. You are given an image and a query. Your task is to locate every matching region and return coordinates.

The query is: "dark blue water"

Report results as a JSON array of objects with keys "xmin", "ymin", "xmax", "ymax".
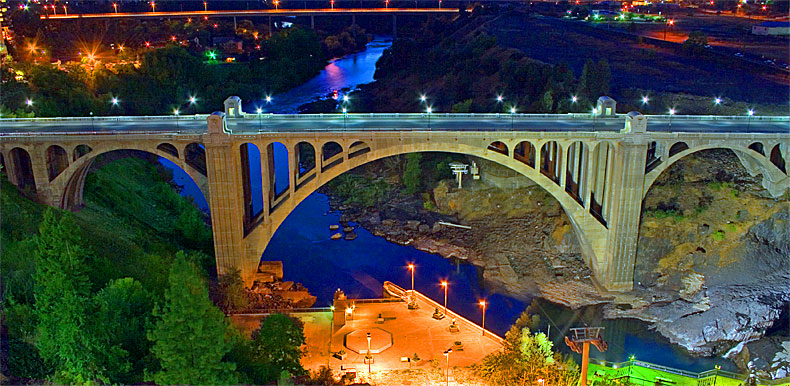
[{"xmin": 159, "ymin": 35, "xmax": 735, "ymax": 373}]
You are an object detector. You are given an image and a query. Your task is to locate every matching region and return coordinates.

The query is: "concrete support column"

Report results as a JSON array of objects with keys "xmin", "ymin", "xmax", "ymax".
[
  {"xmin": 204, "ymin": 114, "xmax": 252, "ymax": 283},
  {"xmin": 262, "ymin": 143, "xmax": 274, "ymax": 212},
  {"xmin": 602, "ymin": 145, "xmax": 615, "ymax": 221},
  {"xmin": 558, "ymin": 143, "xmax": 566, "ymax": 189},
  {"xmin": 583, "ymin": 145, "xmax": 595, "ymax": 209},
  {"xmin": 600, "ymin": 114, "xmax": 649, "ymax": 291},
  {"xmin": 288, "ymin": 141, "xmax": 297, "ymax": 198}
]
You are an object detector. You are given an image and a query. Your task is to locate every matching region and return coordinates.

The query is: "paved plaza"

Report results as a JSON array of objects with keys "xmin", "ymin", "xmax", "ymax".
[{"xmin": 230, "ymin": 283, "xmax": 504, "ymax": 378}]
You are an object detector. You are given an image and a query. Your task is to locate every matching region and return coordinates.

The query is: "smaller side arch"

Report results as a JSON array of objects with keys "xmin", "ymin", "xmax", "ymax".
[
  {"xmin": 770, "ymin": 144, "xmax": 786, "ymax": 173},
  {"xmin": 668, "ymin": 142, "xmax": 689, "ymax": 158},
  {"xmin": 157, "ymin": 143, "xmax": 179, "ymax": 158},
  {"xmin": 349, "ymin": 141, "xmax": 371, "ymax": 159},
  {"xmin": 488, "ymin": 141, "xmax": 508, "ymax": 156},
  {"xmin": 46, "ymin": 145, "xmax": 69, "ymax": 181},
  {"xmin": 540, "ymin": 141, "xmax": 562, "ymax": 184},
  {"xmin": 748, "ymin": 142, "xmax": 765, "ymax": 156},
  {"xmin": 322, "ymin": 141, "xmax": 343, "ymax": 172},
  {"xmin": 295, "ymin": 141, "xmax": 316, "ymax": 177},
  {"xmin": 73, "ymin": 144, "xmax": 92, "ymax": 161},
  {"xmin": 514, "ymin": 141, "xmax": 535, "ymax": 168},
  {"xmin": 8, "ymin": 147, "xmax": 37, "ymax": 193},
  {"xmin": 185, "ymin": 143, "xmax": 207, "ymax": 175}
]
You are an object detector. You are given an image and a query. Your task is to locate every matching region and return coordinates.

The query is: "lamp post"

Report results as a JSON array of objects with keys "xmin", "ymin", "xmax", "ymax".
[
  {"xmin": 151, "ymin": 1, "xmax": 156, "ymax": 12},
  {"xmin": 366, "ymin": 332, "xmax": 372, "ymax": 375},
  {"xmin": 204, "ymin": 1, "xmax": 208, "ymax": 11},
  {"xmin": 663, "ymin": 18, "xmax": 674, "ymax": 40},
  {"xmin": 111, "ymin": 97, "xmax": 120, "ymax": 115},
  {"xmin": 479, "ymin": 300, "xmax": 487, "ymax": 336},
  {"xmin": 257, "ymin": 108, "xmax": 263, "ymax": 132},
  {"xmin": 174, "ymin": 108, "xmax": 180, "ymax": 129},
  {"xmin": 112, "ymin": 3, "xmax": 118, "ymax": 13},
  {"xmin": 426, "ymin": 106, "xmax": 432, "ymax": 130},
  {"xmin": 440, "ymin": 281, "xmax": 448, "ymax": 317},
  {"xmin": 668, "ymin": 108, "xmax": 675, "ymax": 130},
  {"xmin": 592, "ymin": 107, "xmax": 598, "ymax": 131},
  {"xmin": 408, "ymin": 264, "xmax": 415, "ymax": 293},
  {"xmin": 510, "ymin": 106, "xmax": 516, "ymax": 130},
  {"xmin": 342, "ymin": 107, "xmax": 348, "ymax": 130},
  {"xmin": 747, "ymin": 109, "xmax": 754, "ymax": 131},
  {"xmin": 90, "ymin": 111, "xmax": 95, "ymax": 130},
  {"xmin": 443, "ymin": 348, "xmax": 452, "ymax": 386}
]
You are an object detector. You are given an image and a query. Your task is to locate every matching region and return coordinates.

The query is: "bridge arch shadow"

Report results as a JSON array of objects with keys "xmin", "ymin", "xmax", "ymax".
[
  {"xmin": 644, "ymin": 144, "xmax": 789, "ymax": 198},
  {"xmin": 55, "ymin": 146, "xmax": 209, "ymax": 211}
]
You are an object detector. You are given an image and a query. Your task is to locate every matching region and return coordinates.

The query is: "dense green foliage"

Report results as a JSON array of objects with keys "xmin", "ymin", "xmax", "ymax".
[
  {"xmin": 147, "ymin": 253, "xmax": 238, "ymax": 385},
  {"xmin": 402, "ymin": 153, "xmax": 423, "ymax": 195},
  {"xmin": 476, "ymin": 307, "xmax": 580, "ymax": 385},
  {"xmin": 250, "ymin": 314, "xmax": 308, "ymax": 381},
  {"xmin": 327, "ymin": 173, "xmax": 393, "ymax": 207},
  {"xmin": 33, "ymin": 210, "xmax": 105, "ymax": 384},
  {"xmin": 1, "ymin": 28, "xmax": 326, "ymax": 117}
]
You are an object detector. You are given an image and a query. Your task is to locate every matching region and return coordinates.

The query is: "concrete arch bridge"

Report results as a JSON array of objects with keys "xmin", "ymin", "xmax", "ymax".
[{"xmin": 1, "ymin": 102, "xmax": 787, "ymax": 293}]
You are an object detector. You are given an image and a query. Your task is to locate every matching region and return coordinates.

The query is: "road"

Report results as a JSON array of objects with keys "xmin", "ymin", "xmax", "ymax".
[
  {"xmin": 39, "ymin": 7, "xmax": 456, "ymax": 20},
  {"xmin": 0, "ymin": 114, "xmax": 787, "ymax": 135}
]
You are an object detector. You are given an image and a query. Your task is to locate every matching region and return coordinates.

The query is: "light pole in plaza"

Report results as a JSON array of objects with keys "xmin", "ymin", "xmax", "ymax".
[
  {"xmin": 479, "ymin": 300, "xmax": 487, "ymax": 336},
  {"xmin": 443, "ymin": 348, "xmax": 452, "ymax": 386},
  {"xmin": 366, "ymin": 332, "xmax": 373, "ymax": 375},
  {"xmin": 440, "ymin": 280, "xmax": 448, "ymax": 317}
]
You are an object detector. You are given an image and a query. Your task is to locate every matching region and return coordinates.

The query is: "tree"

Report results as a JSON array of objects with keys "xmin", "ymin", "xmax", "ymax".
[
  {"xmin": 250, "ymin": 314, "xmax": 307, "ymax": 382},
  {"xmin": 147, "ymin": 252, "xmax": 238, "ymax": 385},
  {"xmin": 217, "ymin": 267, "xmax": 249, "ymax": 313},
  {"xmin": 92, "ymin": 277, "xmax": 154, "ymax": 384},
  {"xmin": 402, "ymin": 153, "xmax": 423, "ymax": 195},
  {"xmin": 33, "ymin": 210, "xmax": 105, "ymax": 383}
]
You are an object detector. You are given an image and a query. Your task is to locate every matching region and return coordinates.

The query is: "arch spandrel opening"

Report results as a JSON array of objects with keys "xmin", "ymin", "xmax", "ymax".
[
  {"xmin": 47, "ymin": 145, "xmax": 69, "ymax": 181},
  {"xmin": 349, "ymin": 141, "xmax": 371, "ymax": 159},
  {"xmin": 322, "ymin": 141, "xmax": 343, "ymax": 172},
  {"xmin": 8, "ymin": 148, "xmax": 36, "ymax": 194},
  {"xmin": 488, "ymin": 141, "xmax": 508, "ymax": 156},
  {"xmin": 748, "ymin": 142, "xmax": 765, "ymax": 156},
  {"xmin": 185, "ymin": 143, "xmax": 207, "ymax": 175},
  {"xmin": 157, "ymin": 143, "xmax": 179, "ymax": 158},
  {"xmin": 240, "ymin": 143, "xmax": 265, "ymax": 225},
  {"xmin": 295, "ymin": 142, "xmax": 317, "ymax": 190},
  {"xmin": 540, "ymin": 141, "xmax": 562, "ymax": 184},
  {"xmin": 645, "ymin": 141, "xmax": 661, "ymax": 173},
  {"xmin": 565, "ymin": 141, "xmax": 587, "ymax": 206},
  {"xmin": 73, "ymin": 144, "xmax": 92, "ymax": 161},
  {"xmin": 514, "ymin": 141, "xmax": 535, "ymax": 168},
  {"xmin": 770, "ymin": 144, "xmax": 786, "ymax": 174},
  {"xmin": 589, "ymin": 142, "xmax": 613, "ymax": 227},
  {"xmin": 669, "ymin": 142, "xmax": 689, "ymax": 158}
]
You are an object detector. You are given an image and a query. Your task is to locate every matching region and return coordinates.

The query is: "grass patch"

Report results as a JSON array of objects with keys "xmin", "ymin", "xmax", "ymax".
[
  {"xmin": 712, "ymin": 230, "xmax": 726, "ymax": 241},
  {"xmin": 649, "ymin": 209, "xmax": 685, "ymax": 221}
]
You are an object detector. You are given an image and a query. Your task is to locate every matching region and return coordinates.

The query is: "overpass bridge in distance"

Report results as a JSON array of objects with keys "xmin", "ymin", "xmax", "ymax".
[
  {"xmin": 1, "ymin": 98, "xmax": 787, "ymax": 293},
  {"xmin": 38, "ymin": 8, "xmax": 458, "ymax": 20}
]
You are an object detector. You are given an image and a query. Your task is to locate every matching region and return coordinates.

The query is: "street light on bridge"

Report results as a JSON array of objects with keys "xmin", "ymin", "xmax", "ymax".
[
  {"xmin": 479, "ymin": 300, "xmax": 487, "ymax": 336},
  {"xmin": 747, "ymin": 109, "xmax": 754, "ymax": 131},
  {"xmin": 426, "ymin": 106, "xmax": 433, "ymax": 130},
  {"xmin": 151, "ymin": 1, "xmax": 156, "ymax": 12},
  {"xmin": 440, "ymin": 280, "xmax": 448, "ymax": 318},
  {"xmin": 641, "ymin": 95, "xmax": 649, "ymax": 105},
  {"xmin": 112, "ymin": 3, "xmax": 118, "ymax": 13},
  {"xmin": 204, "ymin": 1, "xmax": 208, "ymax": 11},
  {"xmin": 510, "ymin": 106, "xmax": 517, "ymax": 130},
  {"xmin": 668, "ymin": 108, "xmax": 676, "ymax": 130},
  {"xmin": 25, "ymin": 99, "xmax": 33, "ymax": 107}
]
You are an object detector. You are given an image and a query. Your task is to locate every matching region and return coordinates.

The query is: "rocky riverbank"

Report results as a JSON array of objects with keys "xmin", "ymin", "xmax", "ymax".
[{"xmin": 321, "ymin": 150, "xmax": 789, "ymax": 369}]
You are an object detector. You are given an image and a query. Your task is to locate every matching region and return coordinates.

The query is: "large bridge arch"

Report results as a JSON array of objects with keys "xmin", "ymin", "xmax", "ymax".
[
  {"xmin": 643, "ymin": 144, "xmax": 790, "ymax": 199},
  {"xmin": 51, "ymin": 144, "xmax": 210, "ymax": 210},
  {"xmin": 238, "ymin": 138, "xmax": 610, "ymax": 290}
]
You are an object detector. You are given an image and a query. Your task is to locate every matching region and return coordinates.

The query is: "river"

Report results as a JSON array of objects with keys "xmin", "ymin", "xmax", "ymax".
[{"xmin": 161, "ymin": 36, "xmax": 735, "ymax": 373}]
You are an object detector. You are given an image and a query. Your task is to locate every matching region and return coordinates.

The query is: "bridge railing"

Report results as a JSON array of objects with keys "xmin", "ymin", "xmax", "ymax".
[{"xmin": 0, "ymin": 114, "xmax": 210, "ymax": 123}]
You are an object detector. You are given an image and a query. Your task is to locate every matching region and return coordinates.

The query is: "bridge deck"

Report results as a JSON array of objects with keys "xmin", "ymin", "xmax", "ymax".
[
  {"xmin": 40, "ymin": 8, "xmax": 457, "ymax": 20},
  {"xmin": 0, "ymin": 114, "xmax": 788, "ymax": 136}
]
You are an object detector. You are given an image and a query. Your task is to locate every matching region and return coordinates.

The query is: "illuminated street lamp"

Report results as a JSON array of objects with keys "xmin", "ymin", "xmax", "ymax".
[
  {"xmin": 440, "ymin": 280, "xmax": 448, "ymax": 317},
  {"xmin": 496, "ymin": 94, "xmax": 504, "ymax": 103},
  {"xmin": 25, "ymin": 99, "xmax": 33, "ymax": 108},
  {"xmin": 257, "ymin": 107, "xmax": 263, "ymax": 131},
  {"xmin": 189, "ymin": 96, "xmax": 197, "ymax": 104},
  {"xmin": 265, "ymin": 95, "xmax": 272, "ymax": 104},
  {"xmin": 407, "ymin": 264, "xmax": 415, "ymax": 293},
  {"xmin": 479, "ymin": 300, "xmax": 487, "ymax": 336},
  {"xmin": 747, "ymin": 109, "xmax": 754, "ymax": 131},
  {"xmin": 510, "ymin": 106, "xmax": 517, "ymax": 130},
  {"xmin": 419, "ymin": 94, "xmax": 427, "ymax": 103},
  {"xmin": 668, "ymin": 108, "xmax": 676, "ymax": 130},
  {"xmin": 151, "ymin": 2, "xmax": 156, "ymax": 12},
  {"xmin": 204, "ymin": 1, "xmax": 208, "ymax": 11},
  {"xmin": 342, "ymin": 107, "xmax": 348, "ymax": 130},
  {"xmin": 63, "ymin": 4, "xmax": 68, "ymax": 15},
  {"xmin": 174, "ymin": 108, "xmax": 180, "ymax": 129},
  {"xmin": 365, "ymin": 332, "xmax": 373, "ymax": 375},
  {"xmin": 714, "ymin": 97, "xmax": 722, "ymax": 105},
  {"xmin": 641, "ymin": 95, "xmax": 649, "ymax": 105},
  {"xmin": 592, "ymin": 107, "xmax": 598, "ymax": 130},
  {"xmin": 571, "ymin": 95, "xmax": 578, "ymax": 103},
  {"xmin": 112, "ymin": 3, "xmax": 118, "ymax": 13},
  {"xmin": 426, "ymin": 106, "xmax": 432, "ymax": 130},
  {"xmin": 663, "ymin": 18, "xmax": 674, "ymax": 41},
  {"xmin": 443, "ymin": 348, "xmax": 452, "ymax": 386}
]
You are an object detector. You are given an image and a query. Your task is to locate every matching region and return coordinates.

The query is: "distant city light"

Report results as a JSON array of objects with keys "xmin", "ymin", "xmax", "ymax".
[
  {"xmin": 496, "ymin": 95, "xmax": 503, "ymax": 102},
  {"xmin": 189, "ymin": 96, "xmax": 197, "ymax": 104},
  {"xmin": 265, "ymin": 95, "xmax": 272, "ymax": 103},
  {"xmin": 420, "ymin": 94, "xmax": 427, "ymax": 102}
]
